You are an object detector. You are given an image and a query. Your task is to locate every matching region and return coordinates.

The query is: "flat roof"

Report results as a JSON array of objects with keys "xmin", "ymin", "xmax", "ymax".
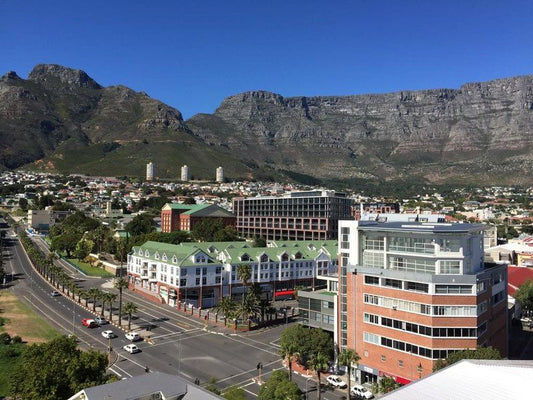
[
  {"xmin": 381, "ymin": 359, "xmax": 533, "ymax": 400},
  {"xmin": 357, "ymin": 221, "xmax": 486, "ymax": 234}
]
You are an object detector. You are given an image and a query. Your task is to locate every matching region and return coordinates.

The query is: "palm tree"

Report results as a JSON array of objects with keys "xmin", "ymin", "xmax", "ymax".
[
  {"xmin": 236, "ymin": 264, "xmax": 251, "ymax": 306},
  {"xmin": 280, "ymin": 341, "xmax": 298, "ymax": 381},
  {"xmin": 67, "ymin": 281, "xmax": 77, "ymax": 300},
  {"xmin": 114, "ymin": 277, "xmax": 129, "ymax": 327},
  {"xmin": 122, "ymin": 301, "xmax": 138, "ymax": 331},
  {"xmin": 308, "ymin": 353, "xmax": 329, "ymax": 400},
  {"xmin": 87, "ymin": 288, "xmax": 101, "ymax": 312},
  {"xmin": 213, "ymin": 296, "xmax": 237, "ymax": 321},
  {"xmin": 236, "ymin": 292, "xmax": 261, "ymax": 323},
  {"xmin": 80, "ymin": 290, "xmax": 91, "ymax": 307},
  {"xmin": 338, "ymin": 348, "xmax": 360, "ymax": 397},
  {"xmin": 104, "ymin": 292, "xmax": 117, "ymax": 322}
]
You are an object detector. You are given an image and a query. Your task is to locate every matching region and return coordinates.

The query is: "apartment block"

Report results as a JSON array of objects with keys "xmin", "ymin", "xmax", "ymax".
[
  {"xmin": 338, "ymin": 221, "xmax": 507, "ymax": 385},
  {"xmin": 160, "ymin": 203, "xmax": 235, "ymax": 233},
  {"xmin": 127, "ymin": 240, "xmax": 338, "ymax": 308},
  {"xmin": 233, "ymin": 190, "xmax": 354, "ymax": 241}
]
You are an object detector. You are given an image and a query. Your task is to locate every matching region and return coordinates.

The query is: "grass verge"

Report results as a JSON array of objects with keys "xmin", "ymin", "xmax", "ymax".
[
  {"xmin": 0, "ymin": 291, "xmax": 60, "ymax": 396},
  {"xmin": 65, "ymin": 258, "xmax": 114, "ymax": 278}
]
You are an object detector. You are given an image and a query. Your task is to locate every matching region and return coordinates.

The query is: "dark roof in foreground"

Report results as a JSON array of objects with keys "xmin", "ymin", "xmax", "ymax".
[{"xmin": 68, "ymin": 371, "xmax": 223, "ymax": 400}]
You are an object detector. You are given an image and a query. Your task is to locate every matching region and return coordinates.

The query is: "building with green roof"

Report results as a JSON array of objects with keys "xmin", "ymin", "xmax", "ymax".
[
  {"xmin": 128, "ymin": 239, "xmax": 338, "ymax": 308},
  {"xmin": 161, "ymin": 203, "xmax": 235, "ymax": 233}
]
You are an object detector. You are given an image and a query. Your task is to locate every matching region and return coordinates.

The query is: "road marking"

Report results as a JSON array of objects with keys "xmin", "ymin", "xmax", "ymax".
[{"xmin": 217, "ymin": 359, "xmax": 282, "ymax": 384}]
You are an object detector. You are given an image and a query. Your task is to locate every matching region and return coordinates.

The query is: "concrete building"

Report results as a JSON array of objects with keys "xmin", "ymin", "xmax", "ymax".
[
  {"xmin": 160, "ymin": 203, "xmax": 235, "ymax": 233},
  {"xmin": 338, "ymin": 220, "xmax": 508, "ymax": 385},
  {"xmin": 233, "ymin": 190, "xmax": 354, "ymax": 241},
  {"xmin": 216, "ymin": 166, "xmax": 224, "ymax": 183},
  {"xmin": 181, "ymin": 165, "xmax": 189, "ymax": 181},
  {"xmin": 146, "ymin": 162, "xmax": 155, "ymax": 181},
  {"xmin": 127, "ymin": 240, "xmax": 338, "ymax": 308},
  {"xmin": 27, "ymin": 208, "xmax": 69, "ymax": 231}
]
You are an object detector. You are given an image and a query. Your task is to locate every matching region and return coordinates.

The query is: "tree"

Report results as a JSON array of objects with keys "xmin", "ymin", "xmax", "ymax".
[
  {"xmin": 50, "ymin": 232, "xmax": 79, "ymax": 258},
  {"xmin": 87, "ymin": 288, "xmax": 102, "ymax": 313},
  {"xmin": 373, "ymin": 375, "xmax": 400, "ymax": 394},
  {"xmin": 205, "ymin": 378, "xmax": 221, "ymax": 395},
  {"xmin": 433, "ymin": 346, "xmax": 502, "ymax": 371},
  {"xmin": 252, "ymin": 235, "xmax": 267, "ymax": 248},
  {"xmin": 114, "ymin": 277, "xmax": 129, "ymax": 327},
  {"xmin": 308, "ymin": 352, "xmax": 329, "ymax": 400},
  {"xmin": 516, "ymin": 280, "xmax": 533, "ymax": 317},
  {"xmin": 125, "ymin": 213, "xmax": 156, "ymax": 236},
  {"xmin": 338, "ymin": 348, "xmax": 360, "ymax": 397},
  {"xmin": 279, "ymin": 324, "xmax": 334, "ymax": 368},
  {"xmin": 18, "ymin": 197, "xmax": 28, "ymax": 211},
  {"xmin": 235, "ymin": 292, "xmax": 261, "ymax": 322},
  {"xmin": 9, "ymin": 335, "xmax": 110, "ymax": 400},
  {"xmin": 279, "ymin": 340, "xmax": 298, "ymax": 381},
  {"xmin": 104, "ymin": 292, "xmax": 117, "ymax": 322},
  {"xmin": 214, "ymin": 296, "xmax": 237, "ymax": 320},
  {"xmin": 236, "ymin": 264, "xmax": 251, "ymax": 307},
  {"xmin": 222, "ymin": 385, "xmax": 247, "ymax": 400},
  {"xmin": 74, "ymin": 239, "xmax": 93, "ymax": 261},
  {"xmin": 123, "ymin": 302, "xmax": 138, "ymax": 331},
  {"xmin": 258, "ymin": 370, "xmax": 301, "ymax": 400}
]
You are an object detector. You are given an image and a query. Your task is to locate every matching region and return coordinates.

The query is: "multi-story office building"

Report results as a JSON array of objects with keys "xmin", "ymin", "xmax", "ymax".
[
  {"xmin": 181, "ymin": 165, "xmax": 189, "ymax": 181},
  {"xmin": 127, "ymin": 240, "xmax": 338, "ymax": 308},
  {"xmin": 338, "ymin": 221, "xmax": 507, "ymax": 385},
  {"xmin": 233, "ymin": 190, "xmax": 354, "ymax": 241},
  {"xmin": 216, "ymin": 166, "xmax": 224, "ymax": 183},
  {"xmin": 146, "ymin": 162, "xmax": 155, "ymax": 181},
  {"xmin": 160, "ymin": 203, "xmax": 235, "ymax": 233}
]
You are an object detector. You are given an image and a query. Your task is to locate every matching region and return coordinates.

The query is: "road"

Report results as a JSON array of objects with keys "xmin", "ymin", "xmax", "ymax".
[{"xmin": 1, "ymin": 223, "xmax": 348, "ymax": 399}]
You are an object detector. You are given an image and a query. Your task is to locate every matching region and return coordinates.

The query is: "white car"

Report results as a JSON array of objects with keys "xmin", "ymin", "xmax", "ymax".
[
  {"xmin": 95, "ymin": 316, "xmax": 108, "ymax": 325},
  {"xmin": 326, "ymin": 375, "xmax": 347, "ymax": 388},
  {"xmin": 123, "ymin": 344, "xmax": 140, "ymax": 354},
  {"xmin": 101, "ymin": 330, "xmax": 115, "ymax": 339},
  {"xmin": 125, "ymin": 332, "xmax": 141, "ymax": 341},
  {"xmin": 351, "ymin": 385, "xmax": 374, "ymax": 399}
]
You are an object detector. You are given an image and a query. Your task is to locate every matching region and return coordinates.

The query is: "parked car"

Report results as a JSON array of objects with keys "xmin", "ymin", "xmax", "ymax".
[
  {"xmin": 101, "ymin": 330, "xmax": 115, "ymax": 339},
  {"xmin": 50, "ymin": 290, "xmax": 61, "ymax": 297},
  {"xmin": 326, "ymin": 375, "xmax": 347, "ymax": 388},
  {"xmin": 125, "ymin": 332, "xmax": 141, "ymax": 341},
  {"xmin": 81, "ymin": 318, "xmax": 98, "ymax": 328},
  {"xmin": 95, "ymin": 316, "xmax": 108, "ymax": 325},
  {"xmin": 123, "ymin": 344, "xmax": 140, "ymax": 354},
  {"xmin": 351, "ymin": 385, "xmax": 374, "ymax": 399}
]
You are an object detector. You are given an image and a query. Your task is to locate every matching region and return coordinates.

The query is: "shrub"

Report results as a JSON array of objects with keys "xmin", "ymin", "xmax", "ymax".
[{"xmin": 0, "ymin": 332, "xmax": 11, "ymax": 345}]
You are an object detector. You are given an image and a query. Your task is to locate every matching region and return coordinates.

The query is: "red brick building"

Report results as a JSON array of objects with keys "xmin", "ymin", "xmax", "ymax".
[
  {"xmin": 161, "ymin": 203, "xmax": 235, "ymax": 233},
  {"xmin": 338, "ymin": 221, "xmax": 508, "ymax": 385}
]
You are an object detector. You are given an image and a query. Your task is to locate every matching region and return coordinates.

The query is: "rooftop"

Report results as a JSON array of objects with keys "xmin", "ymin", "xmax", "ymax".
[{"xmin": 358, "ymin": 221, "xmax": 487, "ymax": 234}]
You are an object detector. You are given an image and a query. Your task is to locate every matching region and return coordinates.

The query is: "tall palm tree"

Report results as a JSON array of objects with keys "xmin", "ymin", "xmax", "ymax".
[
  {"xmin": 114, "ymin": 277, "xmax": 129, "ymax": 327},
  {"xmin": 236, "ymin": 264, "xmax": 251, "ymax": 306},
  {"xmin": 338, "ymin": 348, "xmax": 360, "ymax": 397},
  {"xmin": 122, "ymin": 301, "xmax": 138, "ymax": 331},
  {"xmin": 236, "ymin": 292, "xmax": 261, "ymax": 323},
  {"xmin": 67, "ymin": 281, "xmax": 77, "ymax": 300},
  {"xmin": 308, "ymin": 353, "xmax": 329, "ymax": 400},
  {"xmin": 104, "ymin": 292, "xmax": 117, "ymax": 322},
  {"xmin": 213, "ymin": 296, "xmax": 237, "ymax": 319},
  {"xmin": 87, "ymin": 288, "xmax": 101, "ymax": 312},
  {"xmin": 280, "ymin": 341, "xmax": 298, "ymax": 381},
  {"xmin": 80, "ymin": 290, "xmax": 91, "ymax": 307}
]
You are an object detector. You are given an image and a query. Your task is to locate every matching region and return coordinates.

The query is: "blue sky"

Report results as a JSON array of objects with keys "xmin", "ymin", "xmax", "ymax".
[{"xmin": 2, "ymin": 0, "xmax": 532, "ymax": 118}]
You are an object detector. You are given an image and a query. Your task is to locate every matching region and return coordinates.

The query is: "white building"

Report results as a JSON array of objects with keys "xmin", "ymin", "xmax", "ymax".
[
  {"xmin": 181, "ymin": 165, "xmax": 189, "ymax": 181},
  {"xmin": 146, "ymin": 162, "xmax": 155, "ymax": 181},
  {"xmin": 216, "ymin": 166, "xmax": 224, "ymax": 183}
]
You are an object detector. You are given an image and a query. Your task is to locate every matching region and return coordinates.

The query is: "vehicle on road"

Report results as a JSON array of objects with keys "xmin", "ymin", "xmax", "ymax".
[
  {"xmin": 81, "ymin": 318, "xmax": 98, "ymax": 328},
  {"xmin": 327, "ymin": 375, "xmax": 347, "ymax": 388},
  {"xmin": 95, "ymin": 316, "xmax": 108, "ymax": 325},
  {"xmin": 123, "ymin": 344, "xmax": 140, "ymax": 354},
  {"xmin": 50, "ymin": 290, "xmax": 61, "ymax": 297},
  {"xmin": 101, "ymin": 330, "xmax": 115, "ymax": 339},
  {"xmin": 125, "ymin": 332, "xmax": 141, "ymax": 341},
  {"xmin": 351, "ymin": 385, "xmax": 374, "ymax": 399}
]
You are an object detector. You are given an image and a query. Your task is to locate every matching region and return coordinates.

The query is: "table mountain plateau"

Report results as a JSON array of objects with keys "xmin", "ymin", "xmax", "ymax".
[{"xmin": 1, "ymin": 63, "xmax": 532, "ymax": 185}]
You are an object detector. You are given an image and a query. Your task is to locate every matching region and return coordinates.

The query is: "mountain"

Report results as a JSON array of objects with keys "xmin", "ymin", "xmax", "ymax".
[
  {"xmin": 187, "ymin": 76, "xmax": 533, "ymax": 185},
  {"xmin": 1, "ymin": 64, "xmax": 532, "ymax": 185},
  {"xmin": 0, "ymin": 64, "xmax": 252, "ymax": 179}
]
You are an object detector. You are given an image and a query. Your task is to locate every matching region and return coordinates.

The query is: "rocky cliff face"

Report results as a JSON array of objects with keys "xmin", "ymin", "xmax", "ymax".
[
  {"xmin": 0, "ymin": 64, "xmax": 251, "ymax": 178},
  {"xmin": 188, "ymin": 76, "xmax": 533, "ymax": 184}
]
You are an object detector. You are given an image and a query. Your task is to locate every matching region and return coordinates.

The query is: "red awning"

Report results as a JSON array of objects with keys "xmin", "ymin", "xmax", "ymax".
[
  {"xmin": 274, "ymin": 290, "xmax": 294, "ymax": 296},
  {"xmin": 394, "ymin": 376, "xmax": 411, "ymax": 385}
]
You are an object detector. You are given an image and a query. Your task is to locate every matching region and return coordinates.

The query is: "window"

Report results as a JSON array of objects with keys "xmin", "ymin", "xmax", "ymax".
[
  {"xmin": 384, "ymin": 278, "xmax": 402, "ymax": 289},
  {"xmin": 363, "ymin": 332, "xmax": 380, "ymax": 344},
  {"xmin": 364, "ymin": 276, "xmax": 380, "ymax": 285},
  {"xmin": 215, "ymin": 267, "xmax": 221, "ymax": 274},
  {"xmin": 440, "ymin": 261, "xmax": 461, "ymax": 274},
  {"xmin": 364, "ymin": 313, "xmax": 379, "ymax": 324},
  {"xmin": 435, "ymin": 285, "xmax": 473, "ymax": 294},
  {"xmin": 441, "ymin": 239, "xmax": 461, "ymax": 252},
  {"xmin": 202, "ymin": 277, "xmax": 206, "ymax": 285},
  {"xmin": 202, "ymin": 267, "xmax": 207, "ymax": 275},
  {"xmin": 196, "ymin": 268, "xmax": 201, "ymax": 275},
  {"xmin": 398, "ymin": 360, "xmax": 404, "ymax": 367},
  {"xmin": 215, "ymin": 276, "xmax": 221, "ymax": 284},
  {"xmin": 380, "ymin": 355, "xmax": 386, "ymax": 362},
  {"xmin": 195, "ymin": 278, "xmax": 200, "ymax": 285},
  {"xmin": 406, "ymin": 281, "xmax": 429, "ymax": 293},
  {"xmin": 476, "ymin": 281, "xmax": 487, "ymax": 293}
]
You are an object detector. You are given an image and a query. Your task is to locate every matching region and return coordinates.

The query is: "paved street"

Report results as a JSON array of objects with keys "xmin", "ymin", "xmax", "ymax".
[{"xmin": 1, "ymin": 226, "xmax": 349, "ymax": 399}]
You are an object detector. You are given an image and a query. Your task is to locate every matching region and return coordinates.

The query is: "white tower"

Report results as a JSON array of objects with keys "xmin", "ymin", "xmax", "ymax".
[
  {"xmin": 181, "ymin": 165, "xmax": 189, "ymax": 181},
  {"xmin": 146, "ymin": 162, "xmax": 155, "ymax": 181},
  {"xmin": 216, "ymin": 166, "xmax": 224, "ymax": 183}
]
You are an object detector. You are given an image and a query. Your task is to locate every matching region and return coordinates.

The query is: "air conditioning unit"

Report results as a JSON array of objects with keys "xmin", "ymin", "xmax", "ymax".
[{"xmin": 392, "ymin": 306, "xmax": 397, "ymax": 310}]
